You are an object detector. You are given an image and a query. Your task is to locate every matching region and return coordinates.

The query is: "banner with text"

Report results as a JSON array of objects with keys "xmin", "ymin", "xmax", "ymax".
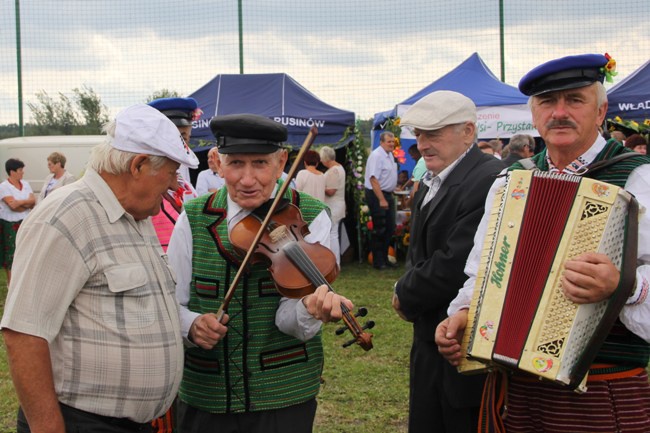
[{"xmin": 397, "ymin": 104, "xmax": 538, "ymax": 139}]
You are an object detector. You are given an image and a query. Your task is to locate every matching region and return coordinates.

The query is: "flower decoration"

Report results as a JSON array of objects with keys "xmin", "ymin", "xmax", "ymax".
[
  {"xmin": 607, "ymin": 116, "xmax": 650, "ymax": 143},
  {"xmin": 607, "ymin": 116, "xmax": 643, "ymax": 134},
  {"xmin": 190, "ymin": 107, "xmax": 204, "ymax": 122},
  {"xmin": 383, "ymin": 117, "xmax": 406, "ymax": 165},
  {"xmin": 393, "ymin": 145, "xmax": 406, "ymax": 165},
  {"xmin": 601, "ymin": 53, "xmax": 618, "ymax": 83},
  {"xmin": 359, "ymin": 204, "xmax": 372, "ymax": 235},
  {"xmin": 338, "ymin": 122, "xmax": 369, "ymax": 245},
  {"xmin": 341, "ymin": 123, "xmax": 367, "ymax": 201}
]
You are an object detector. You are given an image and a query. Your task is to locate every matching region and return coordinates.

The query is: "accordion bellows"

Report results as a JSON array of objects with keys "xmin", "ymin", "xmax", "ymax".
[{"xmin": 459, "ymin": 170, "xmax": 637, "ymax": 392}]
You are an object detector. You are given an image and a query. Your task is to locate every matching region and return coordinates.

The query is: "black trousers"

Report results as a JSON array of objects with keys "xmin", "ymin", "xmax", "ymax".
[
  {"xmin": 176, "ymin": 398, "xmax": 317, "ymax": 433},
  {"xmin": 408, "ymin": 339, "xmax": 480, "ymax": 433},
  {"xmin": 365, "ymin": 188, "xmax": 396, "ymax": 268},
  {"xmin": 17, "ymin": 403, "xmax": 153, "ymax": 433}
]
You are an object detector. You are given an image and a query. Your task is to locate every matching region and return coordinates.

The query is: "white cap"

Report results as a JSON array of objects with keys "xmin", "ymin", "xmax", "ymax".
[
  {"xmin": 400, "ymin": 90, "xmax": 476, "ymax": 131},
  {"xmin": 112, "ymin": 104, "xmax": 199, "ymax": 169}
]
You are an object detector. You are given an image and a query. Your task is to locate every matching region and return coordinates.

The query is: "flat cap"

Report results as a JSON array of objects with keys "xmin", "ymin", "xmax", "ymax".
[
  {"xmin": 518, "ymin": 54, "xmax": 608, "ymax": 96},
  {"xmin": 112, "ymin": 104, "xmax": 199, "ymax": 168},
  {"xmin": 400, "ymin": 90, "xmax": 476, "ymax": 131},
  {"xmin": 148, "ymin": 97, "xmax": 200, "ymax": 126},
  {"xmin": 210, "ymin": 114, "xmax": 288, "ymax": 154}
]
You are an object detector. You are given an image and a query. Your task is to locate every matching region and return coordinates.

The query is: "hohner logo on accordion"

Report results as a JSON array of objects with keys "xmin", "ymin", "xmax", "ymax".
[{"xmin": 459, "ymin": 169, "xmax": 637, "ymax": 392}]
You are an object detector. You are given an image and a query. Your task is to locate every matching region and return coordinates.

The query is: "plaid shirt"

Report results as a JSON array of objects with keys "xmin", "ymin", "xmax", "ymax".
[{"xmin": 1, "ymin": 169, "xmax": 183, "ymax": 423}]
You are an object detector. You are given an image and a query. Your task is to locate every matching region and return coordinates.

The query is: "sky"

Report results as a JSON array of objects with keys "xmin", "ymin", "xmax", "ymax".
[{"xmin": 0, "ymin": 0, "xmax": 649, "ymax": 125}]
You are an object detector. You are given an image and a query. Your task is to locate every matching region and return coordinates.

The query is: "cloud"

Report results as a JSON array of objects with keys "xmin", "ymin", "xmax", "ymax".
[{"xmin": 0, "ymin": 0, "xmax": 647, "ymax": 125}]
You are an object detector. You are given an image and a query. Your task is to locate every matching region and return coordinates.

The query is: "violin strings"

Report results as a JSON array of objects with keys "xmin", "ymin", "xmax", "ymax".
[
  {"xmin": 277, "ymin": 227, "xmax": 362, "ymax": 335},
  {"xmin": 284, "ymin": 243, "xmax": 353, "ymax": 317},
  {"xmin": 284, "ymin": 242, "xmax": 329, "ymax": 287},
  {"xmin": 279, "ymin": 229, "xmax": 369, "ymax": 345}
]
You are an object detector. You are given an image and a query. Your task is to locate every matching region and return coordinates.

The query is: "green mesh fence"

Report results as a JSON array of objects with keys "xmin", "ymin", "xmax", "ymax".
[{"xmin": 1, "ymin": 0, "xmax": 648, "ymax": 128}]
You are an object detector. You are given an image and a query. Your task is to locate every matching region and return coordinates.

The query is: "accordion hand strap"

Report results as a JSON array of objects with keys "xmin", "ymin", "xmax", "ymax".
[
  {"xmin": 518, "ymin": 152, "xmax": 640, "ymax": 175},
  {"xmin": 581, "ymin": 152, "xmax": 641, "ymax": 177}
]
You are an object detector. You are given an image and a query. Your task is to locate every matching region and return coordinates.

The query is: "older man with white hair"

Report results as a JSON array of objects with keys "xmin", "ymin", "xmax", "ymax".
[
  {"xmin": 1, "ymin": 104, "xmax": 198, "ymax": 432},
  {"xmin": 391, "ymin": 90, "xmax": 504, "ymax": 433}
]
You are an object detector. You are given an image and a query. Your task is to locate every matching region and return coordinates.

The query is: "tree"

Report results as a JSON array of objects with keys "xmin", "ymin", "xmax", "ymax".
[
  {"xmin": 27, "ymin": 91, "xmax": 78, "ymax": 135},
  {"xmin": 73, "ymin": 85, "xmax": 109, "ymax": 133},
  {"xmin": 26, "ymin": 86, "xmax": 110, "ymax": 135},
  {"xmin": 145, "ymin": 89, "xmax": 182, "ymax": 103}
]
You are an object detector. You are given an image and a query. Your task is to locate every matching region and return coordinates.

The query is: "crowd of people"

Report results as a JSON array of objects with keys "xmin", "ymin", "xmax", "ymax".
[{"xmin": 0, "ymin": 52, "xmax": 649, "ymax": 433}]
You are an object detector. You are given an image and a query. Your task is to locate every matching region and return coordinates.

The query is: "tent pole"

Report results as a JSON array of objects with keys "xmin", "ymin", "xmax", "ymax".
[
  {"xmin": 499, "ymin": 0, "xmax": 505, "ymax": 82},
  {"xmin": 15, "ymin": 0, "xmax": 24, "ymax": 136},
  {"xmin": 238, "ymin": 0, "xmax": 244, "ymax": 74}
]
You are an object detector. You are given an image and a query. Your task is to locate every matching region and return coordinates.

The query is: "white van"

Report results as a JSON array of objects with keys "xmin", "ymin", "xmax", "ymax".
[{"xmin": 0, "ymin": 135, "xmax": 104, "ymax": 193}]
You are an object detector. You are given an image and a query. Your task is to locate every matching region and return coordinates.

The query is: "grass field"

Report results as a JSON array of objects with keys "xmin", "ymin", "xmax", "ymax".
[{"xmin": 0, "ymin": 261, "xmax": 411, "ymax": 433}]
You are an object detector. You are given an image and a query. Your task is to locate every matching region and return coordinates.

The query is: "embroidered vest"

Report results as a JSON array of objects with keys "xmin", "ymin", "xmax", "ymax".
[
  {"xmin": 179, "ymin": 183, "xmax": 328, "ymax": 413},
  {"xmin": 510, "ymin": 142, "xmax": 650, "ymax": 369}
]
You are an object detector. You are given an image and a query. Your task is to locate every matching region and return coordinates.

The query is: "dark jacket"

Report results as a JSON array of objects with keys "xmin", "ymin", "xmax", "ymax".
[{"xmin": 395, "ymin": 144, "xmax": 504, "ymax": 410}]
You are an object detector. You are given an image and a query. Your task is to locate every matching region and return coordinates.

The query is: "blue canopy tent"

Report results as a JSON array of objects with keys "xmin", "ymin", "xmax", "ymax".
[
  {"xmin": 372, "ymin": 53, "xmax": 535, "ymax": 175},
  {"xmin": 393, "ymin": 53, "xmax": 528, "ymax": 112},
  {"xmin": 189, "ymin": 73, "xmax": 355, "ymax": 152},
  {"xmin": 607, "ymin": 59, "xmax": 650, "ymax": 122}
]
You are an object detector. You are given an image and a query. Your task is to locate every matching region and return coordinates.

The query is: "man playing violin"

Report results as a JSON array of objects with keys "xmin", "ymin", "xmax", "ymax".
[{"xmin": 167, "ymin": 113, "xmax": 352, "ymax": 433}]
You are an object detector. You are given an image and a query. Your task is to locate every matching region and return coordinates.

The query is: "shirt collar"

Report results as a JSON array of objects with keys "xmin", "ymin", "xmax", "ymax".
[
  {"xmin": 82, "ymin": 169, "xmax": 129, "ymax": 224},
  {"xmin": 545, "ymin": 135, "xmax": 607, "ymax": 174},
  {"xmin": 422, "ymin": 144, "xmax": 473, "ymax": 187}
]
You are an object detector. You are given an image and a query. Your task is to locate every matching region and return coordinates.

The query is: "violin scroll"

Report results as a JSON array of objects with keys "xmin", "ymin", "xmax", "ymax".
[
  {"xmin": 342, "ymin": 322, "xmax": 374, "ymax": 349},
  {"xmin": 337, "ymin": 306, "xmax": 374, "ymax": 351}
]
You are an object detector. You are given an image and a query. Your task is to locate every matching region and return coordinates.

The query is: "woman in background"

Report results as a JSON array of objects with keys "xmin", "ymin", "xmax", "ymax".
[
  {"xmin": 0, "ymin": 158, "xmax": 35, "ymax": 285},
  {"xmin": 295, "ymin": 150, "xmax": 326, "ymax": 202},
  {"xmin": 37, "ymin": 152, "xmax": 76, "ymax": 203},
  {"xmin": 319, "ymin": 146, "xmax": 346, "ymax": 265},
  {"xmin": 624, "ymin": 133, "xmax": 647, "ymax": 155}
]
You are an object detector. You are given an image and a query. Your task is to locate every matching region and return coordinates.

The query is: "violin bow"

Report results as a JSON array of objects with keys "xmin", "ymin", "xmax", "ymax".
[{"xmin": 215, "ymin": 127, "xmax": 319, "ymax": 322}]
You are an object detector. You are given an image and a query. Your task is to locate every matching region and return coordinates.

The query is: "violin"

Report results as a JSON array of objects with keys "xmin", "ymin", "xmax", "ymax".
[
  {"xmin": 231, "ymin": 201, "xmax": 338, "ymax": 298},
  {"xmin": 213, "ymin": 126, "xmax": 374, "ymax": 351},
  {"xmin": 230, "ymin": 201, "xmax": 374, "ymax": 350}
]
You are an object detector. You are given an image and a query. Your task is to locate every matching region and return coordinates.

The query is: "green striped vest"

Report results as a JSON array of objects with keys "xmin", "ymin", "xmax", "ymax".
[
  {"xmin": 179, "ymin": 183, "xmax": 327, "ymax": 413},
  {"xmin": 510, "ymin": 141, "xmax": 650, "ymax": 370}
]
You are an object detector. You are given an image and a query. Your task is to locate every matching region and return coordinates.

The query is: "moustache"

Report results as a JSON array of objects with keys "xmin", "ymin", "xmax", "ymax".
[{"xmin": 545, "ymin": 120, "xmax": 577, "ymax": 129}]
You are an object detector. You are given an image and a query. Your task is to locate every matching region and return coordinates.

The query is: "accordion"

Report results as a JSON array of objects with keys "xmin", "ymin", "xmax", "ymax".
[{"xmin": 459, "ymin": 169, "xmax": 638, "ymax": 392}]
